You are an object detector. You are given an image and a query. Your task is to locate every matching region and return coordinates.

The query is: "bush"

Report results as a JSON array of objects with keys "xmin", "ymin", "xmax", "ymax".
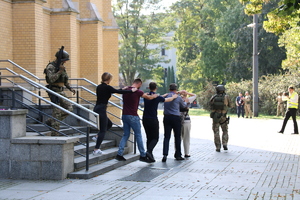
[{"xmin": 198, "ymin": 72, "xmax": 300, "ymax": 115}]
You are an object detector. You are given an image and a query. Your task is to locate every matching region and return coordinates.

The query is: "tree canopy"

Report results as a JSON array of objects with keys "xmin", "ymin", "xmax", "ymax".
[
  {"xmin": 113, "ymin": 0, "xmax": 176, "ymax": 86},
  {"xmin": 171, "ymin": 0, "xmax": 285, "ymax": 93}
]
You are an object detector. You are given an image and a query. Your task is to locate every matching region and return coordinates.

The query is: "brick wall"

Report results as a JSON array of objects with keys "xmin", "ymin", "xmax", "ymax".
[{"xmin": 0, "ymin": 0, "xmax": 122, "ymax": 122}]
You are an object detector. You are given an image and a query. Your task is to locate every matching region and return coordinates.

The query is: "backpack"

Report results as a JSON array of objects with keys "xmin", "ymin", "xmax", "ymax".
[{"xmin": 211, "ymin": 93, "xmax": 227, "ymax": 111}]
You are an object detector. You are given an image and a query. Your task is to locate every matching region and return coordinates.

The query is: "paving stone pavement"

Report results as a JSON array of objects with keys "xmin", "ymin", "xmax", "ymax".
[{"xmin": 1, "ymin": 116, "xmax": 300, "ymax": 200}]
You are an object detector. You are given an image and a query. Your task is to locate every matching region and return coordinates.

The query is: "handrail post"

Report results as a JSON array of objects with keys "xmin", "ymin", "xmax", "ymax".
[
  {"xmin": 86, "ymin": 126, "xmax": 90, "ymax": 171},
  {"xmin": 0, "ymin": 72, "xmax": 2, "ymax": 104},
  {"xmin": 38, "ymin": 90, "xmax": 42, "ymax": 122},
  {"xmin": 11, "ymin": 88, "xmax": 15, "ymax": 109}
]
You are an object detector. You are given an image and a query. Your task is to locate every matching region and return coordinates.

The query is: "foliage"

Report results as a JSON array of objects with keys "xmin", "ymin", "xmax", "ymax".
[
  {"xmin": 113, "ymin": 0, "xmax": 176, "ymax": 86},
  {"xmin": 198, "ymin": 72, "xmax": 300, "ymax": 115},
  {"xmin": 171, "ymin": 0, "xmax": 285, "ymax": 93},
  {"xmin": 240, "ymin": 0, "xmax": 300, "ymax": 15}
]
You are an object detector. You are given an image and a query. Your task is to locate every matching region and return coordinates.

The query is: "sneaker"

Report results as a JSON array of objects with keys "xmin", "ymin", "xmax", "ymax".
[
  {"xmin": 139, "ymin": 156, "xmax": 151, "ymax": 163},
  {"xmin": 93, "ymin": 149, "xmax": 102, "ymax": 156},
  {"xmin": 162, "ymin": 155, "xmax": 167, "ymax": 162},
  {"xmin": 115, "ymin": 154, "xmax": 126, "ymax": 161},
  {"xmin": 92, "ymin": 136, "xmax": 97, "ymax": 142}
]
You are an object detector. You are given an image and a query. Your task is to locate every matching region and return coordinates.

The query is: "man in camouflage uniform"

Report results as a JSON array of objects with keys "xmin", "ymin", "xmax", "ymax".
[
  {"xmin": 244, "ymin": 91, "xmax": 252, "ymax": 118},
  {"xmin": 210, "ymin": 85, "xmax": 232, "ymax": 152},
  {"xmin": 44, "ymin": 48, "xmax": 75, "ymax": 136},
  {"xmin": 276, "ymin": 92, "xmax": 285, "ymax": 117}
]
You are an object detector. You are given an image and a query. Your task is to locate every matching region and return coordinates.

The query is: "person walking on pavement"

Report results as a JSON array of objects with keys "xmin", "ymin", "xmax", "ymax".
[
  {"xmin": 44, "ymin": 47, "xmax": 76, "ymax": 136},
  {"xmin": 209, "ymin": 85, "xmax": 232, "ymax": 152},
  {"xmin": 236, "ymin": 92, "xmax": 244, "ymax": 118},
  {"xmin": 244, "ymin": 91, "xmax": 252, "ymax": 118},
  {"xmin": 142, "ymin": 82, "xmax": 178, "ymax": 162},
  {"xmin": 92, "ymin": 72, "xmax": 137, "ymax": 156},
  {"xmin": 115, "ymin": 78, "xmax": 158, "ymax": 162},
  {"xmin": 162, "ymin": 83, "xmax": 189, "ymax": 162},
  {"xmin": 180, "ymin": 91, "xmax": 196, "ymax": 158},
  {"xmin": 276, "ymin": 92, "xmax": 285, "ymax": 117},
  {"xmin": 278, "ymin": 86, "xmax": 299, "ymax": 134}
]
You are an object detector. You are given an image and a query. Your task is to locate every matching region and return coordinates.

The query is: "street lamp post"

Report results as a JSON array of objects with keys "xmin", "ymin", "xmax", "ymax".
[
  {"xmin": 252, "ymin": 14, "xmax": 259, "ymax": 117},
  {"xmin": 248, "ymin": 14, "xmax": 259, "ymax": 117}
]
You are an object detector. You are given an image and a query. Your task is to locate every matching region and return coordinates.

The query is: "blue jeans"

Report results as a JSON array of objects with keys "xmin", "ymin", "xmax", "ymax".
[{"xmin": 117, "ymin": 115, "xmax": 146, "ymax": 157}]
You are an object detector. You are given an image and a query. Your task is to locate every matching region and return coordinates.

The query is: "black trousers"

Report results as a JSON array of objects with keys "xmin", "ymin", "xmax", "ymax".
[
  {"xmin": 280, "ymin": 108, "xmax": 298, "ymax": 133},
  {"xmin": 94, "ymin": 104, "xmax": 113, "ymax": 149},
  {"xmin": 142, "ymin": 117, "xmax": 159, "ymax": 153},
  {"xmin": 163, "ymin": 115, "xmax": 182, "ymax": 158}
]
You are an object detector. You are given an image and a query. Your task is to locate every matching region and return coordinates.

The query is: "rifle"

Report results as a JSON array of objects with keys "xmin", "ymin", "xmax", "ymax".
[{"xmin": 55, "ymin": 46, "xmax": 64, "ymax": 72}]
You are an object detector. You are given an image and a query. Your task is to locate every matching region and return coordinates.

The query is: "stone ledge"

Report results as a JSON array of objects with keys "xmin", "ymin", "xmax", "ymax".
[
  {"xmin": 0, "ymin": 109, "xmax": 28, "ymax": 116},
  {"xmin": 11, "ymin": 136, "xmax": 79, "ymax": 144}
]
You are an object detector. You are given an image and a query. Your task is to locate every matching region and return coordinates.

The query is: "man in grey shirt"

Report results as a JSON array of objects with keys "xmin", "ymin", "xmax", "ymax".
[{"xmin": 162, "ymin": 83, "xmax": 189, "ymax": 162}]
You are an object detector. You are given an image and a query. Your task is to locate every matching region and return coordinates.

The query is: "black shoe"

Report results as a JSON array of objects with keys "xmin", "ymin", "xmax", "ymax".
[
  {"xmin": 184, "ymin": 155, "xmax": 191, "ymax": 158},
  {"xmin": 278, "ymin": 131, "xmax": 283, "ymax": 134},
  {"xmin": 175, "ymin": 156, "xmax": 184, "ymax": 160},
  {"xmin": 139, "ymin": 156, "xmax": 151, "ymax": 163},
  {"xmin": 162, "ymin": 155, "xmax": 167, "ymax": 162},
  {"xmin": 146, "ymin": 152, "xmax": 155, "ymax": 162},
  {"xmin": 291, "ymin": 133, "xmax": 299, "ymax": 134},
  {"xmin": 216, "ymin": 149, "xmax": 221, "ymax": 152},
  {"xmin": 115, "ymin": 154, "xmax": 126, "ymax": 161},
  {"xmin": 223, "ymin": 145, "xmax": 228, "ymax": 151}
]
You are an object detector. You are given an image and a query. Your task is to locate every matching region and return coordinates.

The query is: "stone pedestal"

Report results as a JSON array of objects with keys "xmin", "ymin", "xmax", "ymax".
[{"xmin": 0, "ymin": 109, "xmax": 78, "ymax": 180}]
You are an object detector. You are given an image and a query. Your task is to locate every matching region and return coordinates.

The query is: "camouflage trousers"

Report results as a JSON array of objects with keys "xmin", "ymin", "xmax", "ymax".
[
  {"xmin": 212, "ymin": 116, "xmax": 228, "ymax": 150},
  {"xmin": 276, "ymin": 103, "xmax": 285, "ymax": 117},
  {"xmin": 46, "ymin": 89, "xmax": 73, "ymax": 136},
  {"xmin": 245, "ymin": 104, "xmax": 252, "ymax": 118}
]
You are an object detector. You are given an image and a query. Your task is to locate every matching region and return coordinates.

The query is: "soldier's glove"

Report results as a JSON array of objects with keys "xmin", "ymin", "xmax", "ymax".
[
  {"xmin": 59, "ymin": 64, "xmax": 66, "ymax": 72},
  {"xmin": 70, "ymin": 88, "xmax": 76, "ymax": 95}
]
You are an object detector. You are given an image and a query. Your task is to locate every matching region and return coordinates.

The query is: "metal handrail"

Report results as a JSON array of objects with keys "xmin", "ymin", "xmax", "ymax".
[{"xmin": 0, "ymin": 74, "xmax": 99, "ymax": 129}]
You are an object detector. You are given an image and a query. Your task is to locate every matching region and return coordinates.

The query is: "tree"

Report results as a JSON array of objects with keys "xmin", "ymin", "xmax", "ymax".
[
  {"xmin": 113, "ymin": 0, "xmax": 176, "ymax": 86},
  {"xmin": 240, "ymin": 0, "xmax": 300, "ymax": 16},
  {"xmin": 171, "ymin": 0, "xmax": 285, "ymax": 93}
]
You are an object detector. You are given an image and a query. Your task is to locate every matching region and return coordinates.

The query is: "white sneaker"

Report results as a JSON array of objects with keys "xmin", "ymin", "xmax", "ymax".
[
  {"xmin": 93, "ymin": 149, "xmax": 103, "ymax": 156},
  {"xmin": 92, "ymin": 136, "xmax": 97, "ymax": 142}
]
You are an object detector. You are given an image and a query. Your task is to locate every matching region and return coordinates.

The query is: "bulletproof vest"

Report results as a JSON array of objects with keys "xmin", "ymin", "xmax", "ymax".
[
  {"xmin": 45, "ymin": 62, "xmax": 68, "ymax": 84},
  {"xmin": 211, "ymin": 93, "xmax": 227, "ymax": 111}
]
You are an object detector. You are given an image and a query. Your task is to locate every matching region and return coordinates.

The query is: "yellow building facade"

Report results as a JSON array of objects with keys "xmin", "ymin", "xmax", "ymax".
[
  {"xmin": 0, "ymin": 0, "xmax": 119, "ymax": 86},
  {"xmin": 0, "ymin": 0, "xmax": 121, "ymax": 123}
]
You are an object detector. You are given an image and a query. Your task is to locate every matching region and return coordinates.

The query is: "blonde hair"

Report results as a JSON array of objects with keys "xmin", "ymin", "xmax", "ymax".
[{"xmin": 101, "ymin": 72, "xmax": 113, "ymax": 83}]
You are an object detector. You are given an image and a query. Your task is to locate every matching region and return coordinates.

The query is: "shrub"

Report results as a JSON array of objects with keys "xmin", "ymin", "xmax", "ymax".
[{"xmin": 198, "ymin": 72, "xmax": 300, "ymax": 115}]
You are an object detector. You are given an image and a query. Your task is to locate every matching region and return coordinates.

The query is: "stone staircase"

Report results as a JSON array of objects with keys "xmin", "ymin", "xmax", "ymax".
[{"xmin": 26, "ymin": 123, "xmax": 140, "ymax": 179}]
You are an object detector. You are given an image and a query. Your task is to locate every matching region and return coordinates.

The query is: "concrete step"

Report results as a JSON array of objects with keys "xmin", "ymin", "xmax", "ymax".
[
  {"xmin": 68, "ymin": 153, "xmax": 140, "ymax": 179},
  {"xmin": 74, "ymin": 140, "xmax": 116, "ymax": 155},
  {"xmin": 73, "ymin": 147, "xmax": 130, "ymax": 170}
]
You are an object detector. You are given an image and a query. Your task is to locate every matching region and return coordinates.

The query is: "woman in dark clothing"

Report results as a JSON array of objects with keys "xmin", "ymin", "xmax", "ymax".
[{"xmin": 93, "ymin": 72, "xmax": 136, "ymax": 155}]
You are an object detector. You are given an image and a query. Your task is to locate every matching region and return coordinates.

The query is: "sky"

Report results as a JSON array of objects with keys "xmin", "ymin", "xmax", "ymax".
[{"xmin": 111, "ymin": 0, "xmax": 179, "ymax": 14}]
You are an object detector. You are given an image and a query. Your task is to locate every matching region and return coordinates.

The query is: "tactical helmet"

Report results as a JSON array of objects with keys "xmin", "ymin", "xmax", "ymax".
[
  {"xmin": 55, "ymin": 50, "xmax": 70, "ymax": 61},
  {"xmin": 216, "ymin": 85, "xmax": 225, "ymax": 93}
]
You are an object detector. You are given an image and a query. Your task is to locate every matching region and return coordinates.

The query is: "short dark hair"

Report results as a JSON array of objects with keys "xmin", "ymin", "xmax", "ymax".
[
  {"xmin": 169, "ymin": 83, "xmax": 177, "ymax": 91},
  {"xmin": 133, "ymin": 78, "xmax": 142, "ymax": 84},
  {"xmin": 149, "ymin": 82, "xmax": 157, "ymax": 90}
]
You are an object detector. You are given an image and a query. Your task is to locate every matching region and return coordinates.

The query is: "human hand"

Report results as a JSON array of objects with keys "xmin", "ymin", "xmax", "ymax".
[
  {"xmin": 131, "ymin": 87, "xmax": 137, "ymax": 92},
  {"xmin": 59, "ymin": 64, "xmax": 66, "ymax": 71},
  {"xmin": 70, "ymin": 88, "xmax": 76, "ymax": 95}
]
